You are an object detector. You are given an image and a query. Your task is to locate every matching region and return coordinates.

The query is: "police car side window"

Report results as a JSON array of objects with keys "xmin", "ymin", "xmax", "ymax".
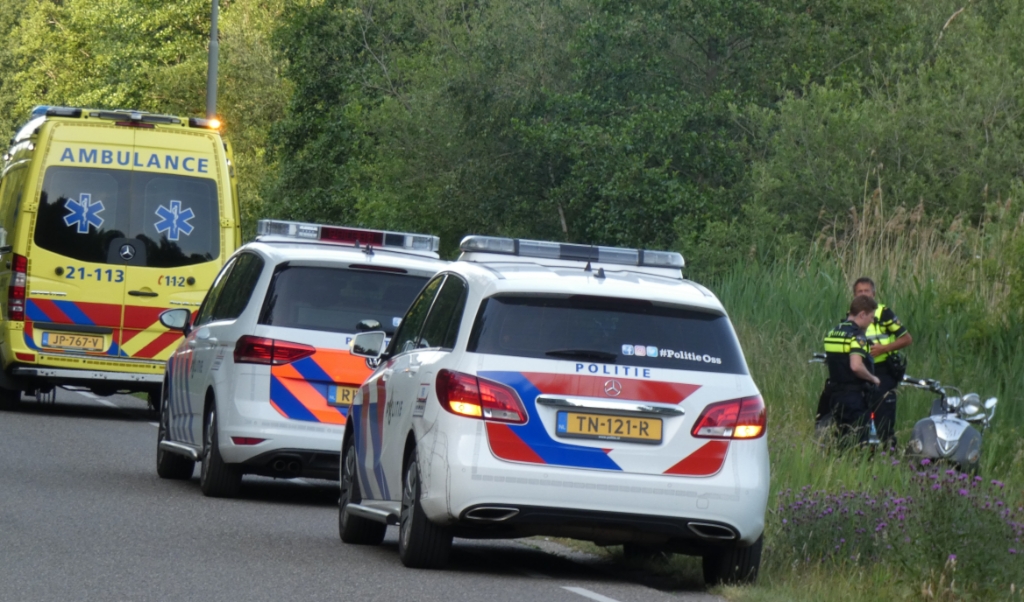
[
  {"xmin": 388, "ymin": 276, "xmax": 443, "ymax": 356},
  {"xmin": 193, "ymin": 257, "xmax": 238, "ymax": 327},
  {"xmin": 208, "ymin": 253, "xmax": 264, "ymax": 322},
  {"xmin": 416, "ymin": 275, "xmax": 467, "ymax": 350}
]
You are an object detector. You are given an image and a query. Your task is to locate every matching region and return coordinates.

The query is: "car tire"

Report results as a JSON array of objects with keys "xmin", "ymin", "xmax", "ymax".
[
  {"xmin": 702, "ymin": 535, "xmax": 763, "ymax": 586},
  {"xmin": 156, "ymin": 384, "xmax": 195, "ymax": 480},
  {"xmin": 199, "ymin": 404, "xmax": 242, "ymax": 498},
  {"xmin": 0, "ymin": 386, "xmax": 21, "ymax": 411},
  {"xmin": 398, "ymin": 448, "xmax": 452, "ymax": 569},
  {"xmin": 339, "ymin": 435, "xmax": 386, "ymax": 545}
]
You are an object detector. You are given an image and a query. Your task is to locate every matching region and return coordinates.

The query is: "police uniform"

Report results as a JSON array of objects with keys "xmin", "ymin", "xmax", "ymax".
[
  {"xmin": 822, "ymin": 319, "xmax": 875, "ymax": 446},
  {"xmin": 865, "ymin": 304, "xmax": 908, "ymax": 446}
]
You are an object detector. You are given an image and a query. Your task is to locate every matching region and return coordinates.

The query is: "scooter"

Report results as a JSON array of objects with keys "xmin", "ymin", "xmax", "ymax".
[
  {"xmin": 901, "ymin": 375, "xmax": 997, "ymax": 472},
  {"xmin": 809, "ymin": 354, "xmax": 998, "ymax": 471}
]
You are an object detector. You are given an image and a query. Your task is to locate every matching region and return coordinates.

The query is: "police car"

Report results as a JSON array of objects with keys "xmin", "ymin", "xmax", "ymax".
[
  {"xmin": 343, "ymin": 236, "xmax": 769, "ymax": 584},
  {"xmin": 154, "ymin": 220, "xmax": 446, "ymax": 498}
]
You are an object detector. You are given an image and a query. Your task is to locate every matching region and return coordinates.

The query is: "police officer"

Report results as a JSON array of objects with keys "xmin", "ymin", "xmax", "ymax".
[
  {"xmin": 853, "ymin": 277, "xmax": 913, "ymax": 447},
  {"xmin": 823, "ymin": 295, "xmax": 881, "ymax": 447}
]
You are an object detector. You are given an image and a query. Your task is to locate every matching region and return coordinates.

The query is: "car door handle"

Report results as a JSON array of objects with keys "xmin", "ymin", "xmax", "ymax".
[{"xmin": 128, "ymin": 290, "xmax": 158, "ymax": 297}]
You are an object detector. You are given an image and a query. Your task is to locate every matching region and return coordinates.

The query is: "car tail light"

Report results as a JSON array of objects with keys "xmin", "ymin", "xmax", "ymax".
[
  {"xmin": 233, "ymin": 336, "xmax": 315, "ymax": 365},
  {"xmin": 7, "ymin": 253, "xmax": 27, "ymax": 321},
  {"xmin": 691, "ymin": 395, "xmax": 766, "ymax": 439},
  {"xmin": 436, "ymin": 369, "xmax": 527, "ymax": 424}
]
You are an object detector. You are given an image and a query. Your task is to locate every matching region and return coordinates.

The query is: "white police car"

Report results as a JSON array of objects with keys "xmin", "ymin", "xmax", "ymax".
[
  {"xmin": 342, "ymin": 236, "xmax": 769, "ymax": 584},
  {"xmin": 154, "ymin": 220, "xmax": 446, "ymax": 498}
]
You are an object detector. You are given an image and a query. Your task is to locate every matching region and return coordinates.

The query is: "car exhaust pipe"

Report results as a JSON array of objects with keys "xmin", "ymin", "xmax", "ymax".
[
  {"xmin": 464, "ymin": 506, "xmax": 520, "ymax": 522},
  {"xmin": 287, "ymin": 460, "xmax": 301, "ymax": 473},
  {"xmin": 272, "ymin": 459, "xmax": 288, "ymax": 472},
  {"xmin": 688, "ymin": 522, "xmax": 737, "ymax": 540}
]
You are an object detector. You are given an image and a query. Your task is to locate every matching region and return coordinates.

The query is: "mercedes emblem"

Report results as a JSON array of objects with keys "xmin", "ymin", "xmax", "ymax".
[
  {"xmin": 119, "ymin": 244, "xmax": 136, "ymax": 261},
  {"xmin": 604, "ymin": 379, "xmax": 622, "ymax": 397}
]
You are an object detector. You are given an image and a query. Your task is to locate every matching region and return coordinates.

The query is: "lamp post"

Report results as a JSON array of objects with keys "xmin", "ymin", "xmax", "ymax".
[{"xmin": 205, "ymin": 0, "xmax": 219, "ymax": 119}]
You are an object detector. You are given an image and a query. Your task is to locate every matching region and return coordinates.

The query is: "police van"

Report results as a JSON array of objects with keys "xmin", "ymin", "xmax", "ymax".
[{"xmin": 0, "ymin": 106, "xmax": 240, "ymax": 407}]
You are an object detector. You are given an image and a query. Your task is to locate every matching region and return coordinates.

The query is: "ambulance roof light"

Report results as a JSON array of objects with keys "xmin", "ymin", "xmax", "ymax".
[
  {"xmin": 257, "ymin": 219, "xmax": 440, "ymax": 254},
  {"xmin": 31, "ymin": 106, "xmax": 82, "ymax": 118},
  {"xmin": 189, "ymin": 117, "xmax": 221, "ymax": 130},
  {"xmin": 459, "ymin": 235, "xmax": 685, "ymax": 269}
]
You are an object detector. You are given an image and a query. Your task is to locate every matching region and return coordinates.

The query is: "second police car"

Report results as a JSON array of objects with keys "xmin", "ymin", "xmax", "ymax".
[
  {"xmin": 344, "ymin": 236, "xmax": 769, "ymax": 584},
  {"xmin": 155, "ymin": 220, "xmax": 446, "ymax": 498}
]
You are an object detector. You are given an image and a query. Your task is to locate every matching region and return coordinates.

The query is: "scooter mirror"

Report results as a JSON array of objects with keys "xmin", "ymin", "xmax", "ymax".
[{"xmin": 984, "ymin": 397, "xmax": 998, "ymax": 410}]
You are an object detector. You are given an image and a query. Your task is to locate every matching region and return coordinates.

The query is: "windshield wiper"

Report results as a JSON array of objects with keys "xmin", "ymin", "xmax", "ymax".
[{"xmin": 544, "ymin": 349, "xmax": 617, "ymax": 362}]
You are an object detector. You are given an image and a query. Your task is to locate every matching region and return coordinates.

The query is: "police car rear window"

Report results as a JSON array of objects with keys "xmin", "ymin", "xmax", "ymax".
[
  {"xmin": 34, "ymin": 166, "xmax": 219, "ymax": 267},
  {"xmin": 259, "ymin": 265, "xmax": 428, "ymax": 336},
  {"xmin": 467, "ymin": 295, "xmax": 749, "ymax": 374}
]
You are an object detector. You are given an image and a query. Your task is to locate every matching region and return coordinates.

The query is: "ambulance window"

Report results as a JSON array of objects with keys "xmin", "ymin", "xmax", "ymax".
[
  {"xmin": 133, "ymin": 173, "xmax": 219, "ymax": 267},
  {"xmin": 33, "ymin": 166, "xmax": 219, "ymax": 267},
  {"xmin": 35, "ymin": 167, "xmax": 126, "ymax": 264},
  {"xmin": 208, "ymin": 253, "xmax": 264, "ymax": 322},
  {"xmin": 416, "ymin": 275, "xmax": 467, "ymax": 350}
]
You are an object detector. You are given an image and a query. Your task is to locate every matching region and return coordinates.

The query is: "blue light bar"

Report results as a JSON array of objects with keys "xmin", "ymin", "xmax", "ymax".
[{"xmin": 459, "ymin": 236, "xmax": 684, "ymax": 269}]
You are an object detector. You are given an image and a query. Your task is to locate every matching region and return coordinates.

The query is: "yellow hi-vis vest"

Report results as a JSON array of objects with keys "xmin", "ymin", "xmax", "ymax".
[{"xmin": 865, "ymin": 304, "xmax": 908, "ymax": 364}]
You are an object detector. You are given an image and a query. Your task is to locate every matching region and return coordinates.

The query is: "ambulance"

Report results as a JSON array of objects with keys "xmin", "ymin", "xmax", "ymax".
[{"xmin": 0, "ymin": 106, "xmax": 240, "ymax": 407}]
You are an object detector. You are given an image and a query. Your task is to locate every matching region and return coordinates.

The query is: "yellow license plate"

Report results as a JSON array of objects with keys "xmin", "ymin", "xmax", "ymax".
[
  {"xmin": 41, "ymin": 332, "xmax": 104, "ymax": 352},
  {"xmin": 556, "ymin": 411, "xmax": 662, "ymax": 444},
  {"xmin": 328, "ymin": 386, "xmax": 359, "ymax": 406}
]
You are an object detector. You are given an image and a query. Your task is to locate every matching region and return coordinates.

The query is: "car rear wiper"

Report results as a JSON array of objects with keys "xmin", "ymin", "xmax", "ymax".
[{"xmin": 544, "ymin": 349, "xmax": 617, "ymax": 362}]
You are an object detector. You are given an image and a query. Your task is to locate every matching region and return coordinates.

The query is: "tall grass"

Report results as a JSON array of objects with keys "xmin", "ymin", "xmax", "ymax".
[{"xmin": 706, "ymin": 194, "xmax": 1024, "ymax": 598}]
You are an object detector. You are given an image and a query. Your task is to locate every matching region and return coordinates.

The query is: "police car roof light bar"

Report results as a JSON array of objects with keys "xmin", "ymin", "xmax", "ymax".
[
  {"xmin": 257, "ymin": 219, "xmax": 440, "ymax": 253},
  {"xmin": 459, "ymin": 235, "xmax": 685, "ymax": 269}
]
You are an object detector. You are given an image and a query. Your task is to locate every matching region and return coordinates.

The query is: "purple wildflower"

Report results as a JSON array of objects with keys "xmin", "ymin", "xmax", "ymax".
[
  {"xmin": 920, "ymin": 458, "xmax": 931, "ymax": 466},
  {"xmin": 958, "ymin": 489, "xmax": 969, "ymax": 496}
]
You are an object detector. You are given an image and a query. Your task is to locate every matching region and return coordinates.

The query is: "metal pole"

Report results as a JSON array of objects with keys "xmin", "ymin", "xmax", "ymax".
[{"xmin": 205, "ymin": 0, "xmax": 219, "ymax": 119}]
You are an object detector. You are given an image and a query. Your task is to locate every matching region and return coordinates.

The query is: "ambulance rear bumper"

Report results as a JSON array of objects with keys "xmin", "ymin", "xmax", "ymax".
[{"xmin": 12, "ymin": 367, "xmax": 163, "ymax": 384}]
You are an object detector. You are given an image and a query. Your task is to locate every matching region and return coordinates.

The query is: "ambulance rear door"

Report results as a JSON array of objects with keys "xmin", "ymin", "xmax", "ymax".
[
  {"xmin": 26, "ymin": 123, "xmax": 133, "ymax": 359},
  {"xmin": 116, "ymin": 128, "xmax": 229, "ymax": 364}
]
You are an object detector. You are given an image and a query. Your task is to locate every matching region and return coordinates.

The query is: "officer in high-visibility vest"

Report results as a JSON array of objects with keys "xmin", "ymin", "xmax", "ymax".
[
  {"xmin": 823, "ymin": 295, "xmax": 881, "ymax": 447},
  {"xmin": 853, "ymin": 277, "xmax": 913, "ymax": 447}
]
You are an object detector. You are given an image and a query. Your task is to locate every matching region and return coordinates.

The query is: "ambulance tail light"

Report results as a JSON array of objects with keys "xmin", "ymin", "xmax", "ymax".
[
  {"xmin": 691, "ymin": 395, "xmax": 766, "ymax": 439},
  {"xmin": 233, "ymin": 336, "xmax": 315, "ymax": 366},
  {"xmin": 7, "ymin": 254, "xmax": 27, "ymax": 322},
  {"xmin": 256, "ymin": 219, "xmax": 440, "ymax": 254},
  {"xmin": 436, "ymin": 370, "xmax": 527, "ymax": 424}
]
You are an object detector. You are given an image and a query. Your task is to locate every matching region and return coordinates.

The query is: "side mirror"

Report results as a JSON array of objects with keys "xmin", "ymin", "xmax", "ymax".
[
  {"xmin": 984, "ymin": 397, "xmax": 998, "ymax": 410},
  {"xmin": 160, "ymin": 308, "xmax": 192, "ymax": 333},
  {"xmin": 351, "ymin": 331, "xmax": 386, "ymax": 359},
  {"xmin": 0, "ymin": 227, "xmax": 10, "ymax": 254}
]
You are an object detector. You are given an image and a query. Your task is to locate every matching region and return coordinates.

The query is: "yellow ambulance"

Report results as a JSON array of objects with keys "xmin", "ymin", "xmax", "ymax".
[{"xmin": 0, "ymin": 106, "xmax": 240, "ymax": 408}]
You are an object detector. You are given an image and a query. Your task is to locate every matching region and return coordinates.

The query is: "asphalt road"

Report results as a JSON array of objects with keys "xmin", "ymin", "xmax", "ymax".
[{"xmin": 0, "ymin": 388, "xmax": 723, "ymax": 602}]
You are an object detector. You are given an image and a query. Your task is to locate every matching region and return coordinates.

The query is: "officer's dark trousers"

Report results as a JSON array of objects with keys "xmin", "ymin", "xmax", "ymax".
[
  {"xmin": 872, "ymin": 364, "xmax": 899, "ymax": 449},
  {"xmin": 830, "ymin": 389, "xmax": 868, "ymax": 449}
]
